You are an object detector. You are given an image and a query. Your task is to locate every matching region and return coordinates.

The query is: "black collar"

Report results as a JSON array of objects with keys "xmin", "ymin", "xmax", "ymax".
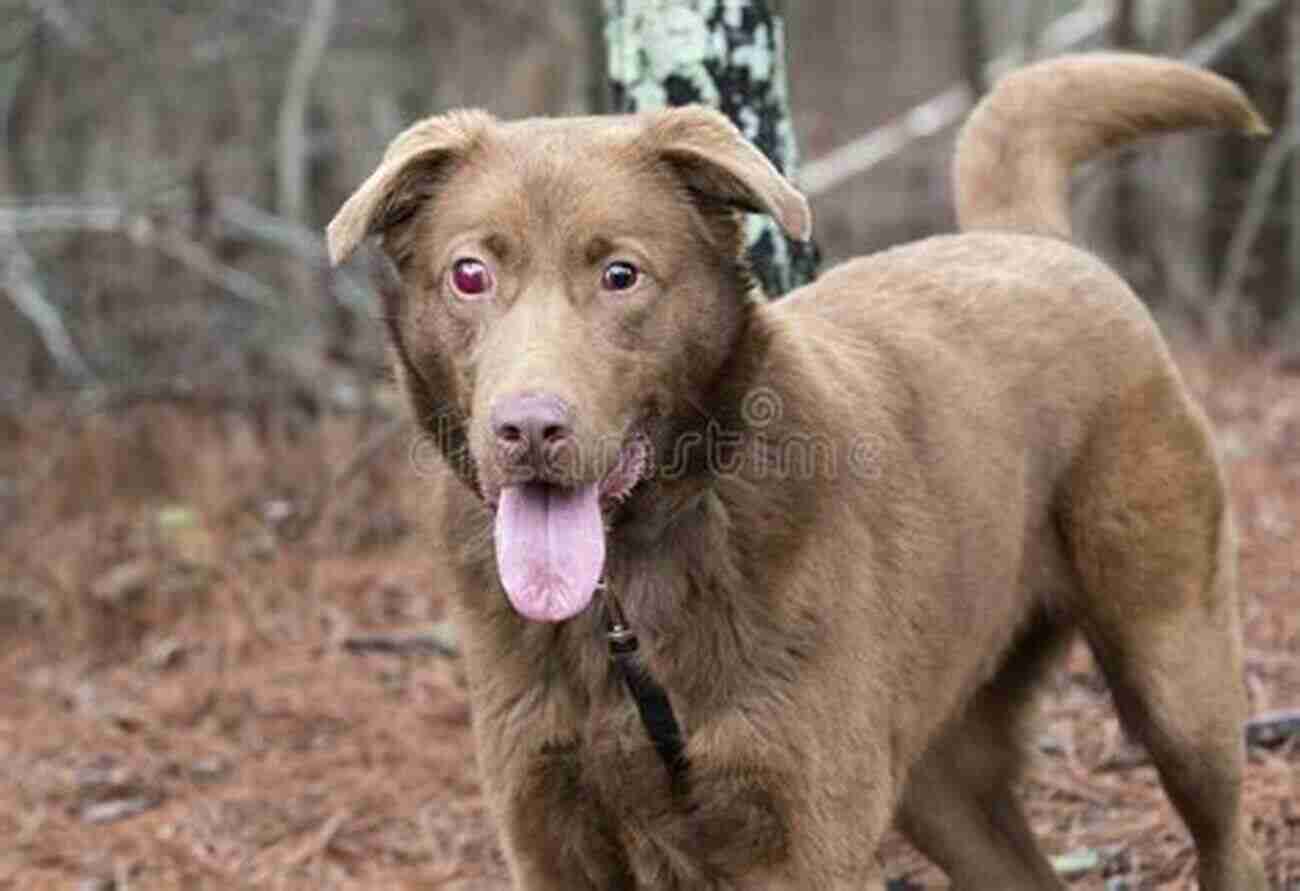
[{"xmin": 603, "ymin": 587, "xmax": 689, "ymax": 790}]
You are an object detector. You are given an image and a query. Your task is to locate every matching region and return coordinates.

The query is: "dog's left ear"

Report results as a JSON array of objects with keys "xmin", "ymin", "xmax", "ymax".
[{"xmin": 646, "ymin": 106, "xmax": 812, "ymax": 242}]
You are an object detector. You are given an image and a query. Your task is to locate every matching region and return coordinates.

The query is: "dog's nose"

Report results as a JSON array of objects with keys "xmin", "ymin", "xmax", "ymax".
[{"xmin": 491, "ymin": 393, "xmax": 575, "ymax": 467}]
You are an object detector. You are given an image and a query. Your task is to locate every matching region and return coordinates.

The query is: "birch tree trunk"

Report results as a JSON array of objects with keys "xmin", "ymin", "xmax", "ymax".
[
  {"xmin": 603, "ymin": 0, "xmax": 818, "ymax": 297},
  {"xmin": 278, "ymin": 0, "xmax": 337, "ymax": 223}
]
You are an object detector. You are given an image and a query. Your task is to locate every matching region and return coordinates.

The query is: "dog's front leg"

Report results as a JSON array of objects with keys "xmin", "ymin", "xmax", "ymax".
[
  {"xmin": 502, "ymin": 741, "xmax": 636, "ymax": 891},
  {"xmin": 679, "ymin": 764, "xmax": 795, "ymax": 881},
  {"xmin": 625, "ymin": 708, "xmax": 889, "ymax": 891},
  {"xmin": 618, "ymin": 759, "xmax": 799, "ymax": 890}
]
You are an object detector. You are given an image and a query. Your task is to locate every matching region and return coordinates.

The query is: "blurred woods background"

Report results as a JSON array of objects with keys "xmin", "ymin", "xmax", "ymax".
[
  {"xmin": 1, "ymin": 0, "xmax": 1297, "ymax": 412},
  {"xmin": 2, "ymin": 5, "xmax": 1299, "ymax": 887}
]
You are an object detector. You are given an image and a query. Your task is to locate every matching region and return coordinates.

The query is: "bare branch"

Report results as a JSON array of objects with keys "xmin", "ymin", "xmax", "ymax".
[
  {"xmin": 1018, "ymin": 0, "xmax": 1052, "ymax": 61},
  {"xmin": 1215, "ymin": 123, "xmax": 1294, "ymax": 318},
  {"xmin": 1217, "ymin": 1, "xmax": 1300, "ymax": 336},
  {"xmin": 217, "ymin": 197, "xmax": 372, "ymax": 312},
  {"xmin": 26, "ymin": 0, "xmax": 90, "ymax": 48},
  {"xmin": 141, "ymin": 223, "xmax": 279, "ymax": 309},
  {"xmin": 0, "ymin": 219, "xmax": 94, "ymax": 381},
  {"xmin": 960, "ymin": 0, "xmax": 988, "ymax": 96},
  {"xmin": 798, "ymin": 2, "xmax": 1112, "ymax": 197},
  {"xmin": 1110, "ymin": 0, "xmax": 1140, "ymax": 49},
  {"xmin": 0, "ymin": 200, "xmax": 126, "ymax": 234},
  {"xmin": 0, "ymin": 200, "xmax": 281, "ymax": 309},
  {"xmin": 799, "ymin": 0, "xmax": 1283, "ymax": 199},
  {"xmin": 0, "ymin": 196, "xmax": 376, "ymax": 313},
  {"xmin": 798, "ymin": 86, "xmax": 973, "ymax": 198},
  {"xmin": 277, "ymin": 0, "xmax": 337, "ymax": 222},
  {"xmin": 1185, "ymin": 0, "xmax": 1283, "ymax": 68}
]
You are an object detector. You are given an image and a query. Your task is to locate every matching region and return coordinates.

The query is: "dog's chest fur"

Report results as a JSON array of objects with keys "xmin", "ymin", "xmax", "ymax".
[{"xmin": 435, "ymin": 450, "xmax": 831, "ymax": 884}]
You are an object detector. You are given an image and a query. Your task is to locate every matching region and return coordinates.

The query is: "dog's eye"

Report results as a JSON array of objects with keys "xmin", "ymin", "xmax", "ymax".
[
  {"xmin": 450, "ymin": 258, "xmax": 493, "ymax": 299},
  {"xmin": 601, "ymin": 261, "xmax": 640, "ymax": 293}
]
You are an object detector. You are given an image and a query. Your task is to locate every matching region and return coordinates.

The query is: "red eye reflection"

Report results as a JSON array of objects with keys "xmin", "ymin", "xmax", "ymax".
[
  {"xmin": 451, "ymin": 258, "xmax": 493, "ymax": 299},
  {"xmin": 601, "ymin": 261, "xmax": 640, "ymax": 292}
]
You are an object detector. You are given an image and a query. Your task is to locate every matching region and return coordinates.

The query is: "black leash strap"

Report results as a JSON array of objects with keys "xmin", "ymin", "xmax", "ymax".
[{"xmin": 603, "ymin": 589, "xmax": 689, "ymax": 786}]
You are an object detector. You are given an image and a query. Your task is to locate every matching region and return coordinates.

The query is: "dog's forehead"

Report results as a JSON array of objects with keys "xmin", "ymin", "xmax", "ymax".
[
  {"xmin": 438, "ymin": 115, "xmax": 688, "ymax": 243},
  {"xmin": 495, "ymin": 114, "xmax": 644, "ymax": 157}
]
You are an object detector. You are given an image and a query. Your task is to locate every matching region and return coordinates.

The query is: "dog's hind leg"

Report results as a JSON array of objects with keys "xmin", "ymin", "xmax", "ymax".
[
  {"xmin": 896, "ymin": 620, "xmax": 1069, "ymax": 890},
  {"xmin": 1061, "ymin": 382, "xmax": 1268, "ymax": 891},
  {"xmin": 898, "ymin": 747, "xmax": 1063, "ymax": 889}
]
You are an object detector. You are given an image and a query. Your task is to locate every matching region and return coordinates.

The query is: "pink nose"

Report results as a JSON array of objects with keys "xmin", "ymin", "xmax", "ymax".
[{"xmin": 491, "ymin": 392, "xmax": 575, "ymax": 467}]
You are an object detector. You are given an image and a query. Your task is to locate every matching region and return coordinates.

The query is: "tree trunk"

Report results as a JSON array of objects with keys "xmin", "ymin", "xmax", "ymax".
[
  {"xmin": 1289, "ymin": 0, "xmax": 1300, "ymax": 332},
  {"xmin": 603, "ymin": 0, "xmax": 818, "ymax": 297},
  {"xmin": 1107, "ymin": 0, "xmax": 1158, "ymax": 300},
  {"xmin": 1154, "ymin": 0, "xmax": 1237, "ymax": 320},
  {"xmin": 960, "ymin": 0, "xmax": 988, "ymax": 96}
]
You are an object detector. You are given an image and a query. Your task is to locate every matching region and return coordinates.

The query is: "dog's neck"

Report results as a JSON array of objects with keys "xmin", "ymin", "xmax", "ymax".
[
  {"xmin": 608, "ymin": 293, "xmax": 780, "ymax": 540},
  {"xmin": 600, "ymin": 302, "xmax": 825, "ymax": 677}
]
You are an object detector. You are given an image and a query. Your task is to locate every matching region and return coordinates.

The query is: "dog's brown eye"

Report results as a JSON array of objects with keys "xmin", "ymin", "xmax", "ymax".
[
  {"xmin": 451, "ymin": 258, "xmax": 493, "ymax": 299},
  {"xmin": 601, "ymin": 261, "xmax": 639, "ymax": 292}
]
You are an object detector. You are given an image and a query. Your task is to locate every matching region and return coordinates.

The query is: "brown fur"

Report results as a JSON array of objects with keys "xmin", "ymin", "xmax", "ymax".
[{"xmin": 329, "ymin": 53, "xmax": 1269, "ymax": 890}]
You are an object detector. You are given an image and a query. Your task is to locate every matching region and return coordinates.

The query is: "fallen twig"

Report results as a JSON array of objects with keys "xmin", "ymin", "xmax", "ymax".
[
  {"xmin": 342, "ymin": 627, "xmax": 459, "ymax": 658},
  {"xmin": 1245, "ymin": 709, "xmax": 1300, "ymax": 748},
  {"xmin": 66, "ymin": 378, "xmax": 320, "ymax": 415}
]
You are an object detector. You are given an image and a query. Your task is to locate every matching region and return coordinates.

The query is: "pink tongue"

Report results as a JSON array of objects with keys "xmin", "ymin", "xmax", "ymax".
[{"xmin": 494, "ymin": 482, "xmax": 605, "ymax": 622}]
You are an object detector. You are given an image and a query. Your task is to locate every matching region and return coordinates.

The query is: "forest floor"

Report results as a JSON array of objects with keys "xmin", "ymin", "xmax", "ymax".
[{"xmin": 0, "ymin": 345, "xmax": 1296, "ymax": 890}]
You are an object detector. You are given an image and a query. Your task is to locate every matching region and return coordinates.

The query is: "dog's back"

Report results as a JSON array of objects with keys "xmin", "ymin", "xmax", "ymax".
[
  {"xmin": 760, "ymin": 54, "xmax": 1270, "ymax": 890},
  {"xmin": 768, "ymin": 55, "xmax": 1267, "ymax": 553},
  {"xmin": 773, "ymin": 53, "xmax": 1266, "ymax": 478}
]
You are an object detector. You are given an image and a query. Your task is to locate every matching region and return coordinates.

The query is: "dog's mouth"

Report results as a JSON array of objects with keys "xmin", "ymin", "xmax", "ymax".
[{"xmin": 492, "ymin": 434, "xmax": 649, "ymax": 623}]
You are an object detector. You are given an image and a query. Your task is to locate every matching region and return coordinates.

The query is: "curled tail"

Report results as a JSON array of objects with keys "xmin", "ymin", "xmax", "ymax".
[{"xmin": 953, "ymin": 52, "xmax": 1269, "ymax": 239}]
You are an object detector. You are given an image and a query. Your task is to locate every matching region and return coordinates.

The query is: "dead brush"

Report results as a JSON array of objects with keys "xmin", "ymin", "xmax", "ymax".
[{"xmin": 0, "ymin": 398, "xmax": 421, "ymax": 661}]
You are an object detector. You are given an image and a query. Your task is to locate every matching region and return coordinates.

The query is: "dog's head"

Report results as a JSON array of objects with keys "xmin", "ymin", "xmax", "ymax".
[{"xmin": 328, "ymin": 107, "xmax": 810, "ymax": 622}]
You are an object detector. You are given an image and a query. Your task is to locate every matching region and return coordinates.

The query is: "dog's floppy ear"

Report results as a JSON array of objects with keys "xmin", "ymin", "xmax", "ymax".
[
  {"xmin": 326, "ymin": 110, "xmax": 494, "ymax": 265},
  {"xmin": 645, "ymin": 105, "xmax": 812, "ymax": 242}
]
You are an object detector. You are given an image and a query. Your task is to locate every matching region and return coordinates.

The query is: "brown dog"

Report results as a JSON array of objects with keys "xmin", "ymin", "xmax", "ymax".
[{"xmin": 328, "ymin": 54, "xmax": 1269, "ymax": 890}]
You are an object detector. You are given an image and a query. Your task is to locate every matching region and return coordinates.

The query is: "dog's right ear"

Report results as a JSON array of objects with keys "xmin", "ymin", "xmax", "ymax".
[{"xmin": 326, "ymin": 110, "xmax": 494, "ymax": 265}]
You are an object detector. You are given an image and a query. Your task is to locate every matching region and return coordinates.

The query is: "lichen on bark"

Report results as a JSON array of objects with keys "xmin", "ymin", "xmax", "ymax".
[{"xmin": 604, "ymin": 0, "xmax": 819, "ymax": 298}]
